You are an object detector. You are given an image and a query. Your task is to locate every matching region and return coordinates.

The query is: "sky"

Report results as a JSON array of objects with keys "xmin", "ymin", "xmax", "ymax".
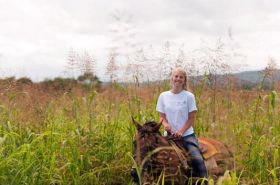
[{"xmin": 0, "ymin": 0, "xmax": 280, "ymax": 81}]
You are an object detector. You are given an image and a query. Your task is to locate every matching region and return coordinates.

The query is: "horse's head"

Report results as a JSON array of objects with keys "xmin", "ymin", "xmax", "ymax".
[
  {"xmin": 132, "ymin": 118, "xmax": 166, "ymax": 184},
  {"xmin": 132, "ymin": 118, "xmax": 164, "ymax": 161}
]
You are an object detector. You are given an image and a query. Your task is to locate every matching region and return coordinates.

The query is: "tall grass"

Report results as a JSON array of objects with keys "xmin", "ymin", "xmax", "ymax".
[{"xmin": 0, "ymin": 83, "xmax": 279, "ymax": 184}]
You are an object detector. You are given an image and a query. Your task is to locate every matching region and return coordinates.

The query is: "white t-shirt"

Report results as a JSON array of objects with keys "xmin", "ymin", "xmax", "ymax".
[{"xmin": 156, "ymin": 90, "xmax": 197, "ymax": 137}]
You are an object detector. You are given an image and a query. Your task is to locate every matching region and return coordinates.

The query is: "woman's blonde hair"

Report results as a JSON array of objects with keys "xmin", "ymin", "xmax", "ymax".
[{"xmin": 170, "ymin": 67, "xmax": 189, "ymax": 90}]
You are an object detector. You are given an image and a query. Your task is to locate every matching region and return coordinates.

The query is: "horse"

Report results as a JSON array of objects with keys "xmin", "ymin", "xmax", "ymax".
[{"xmin": 131, "ymin": 119, "xmax": 234, "ymax": 185}]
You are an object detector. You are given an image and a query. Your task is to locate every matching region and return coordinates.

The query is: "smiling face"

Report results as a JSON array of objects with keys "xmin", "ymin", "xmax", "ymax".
[{"xmin": 170, "ymin": 68, "xmax": 187, "ymax": 90}]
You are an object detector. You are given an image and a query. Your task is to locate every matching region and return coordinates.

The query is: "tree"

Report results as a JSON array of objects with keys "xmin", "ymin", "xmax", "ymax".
[{"xmin": 77, "ymin": 72, "xmax": 101, "ymax": 90}]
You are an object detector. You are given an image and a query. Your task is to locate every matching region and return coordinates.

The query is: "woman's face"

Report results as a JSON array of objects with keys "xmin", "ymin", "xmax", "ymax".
[{"xmin": 171, "ymin": 71, "xmax": 185, "ymax": 89}]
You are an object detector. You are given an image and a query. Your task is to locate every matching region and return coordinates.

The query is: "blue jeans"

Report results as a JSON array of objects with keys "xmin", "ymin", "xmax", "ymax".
[{"xmin": 182, "ymin": 134, "xmax": 208, "ymax": 183}]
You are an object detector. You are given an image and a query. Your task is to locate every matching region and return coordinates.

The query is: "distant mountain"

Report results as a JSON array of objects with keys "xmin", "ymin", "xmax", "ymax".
[
  {"xmin": 189, "ymin": 69, "xmax": 280, "ymax": 90},
  {"xmin": 233, "ymin": 70, "xmax": 280, "ymax": 83}
]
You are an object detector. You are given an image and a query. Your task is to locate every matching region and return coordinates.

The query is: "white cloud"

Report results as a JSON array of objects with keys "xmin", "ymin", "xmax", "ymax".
[{"xmin": 0, "ymin": 0, "xmax": 280, "ymax": 81}]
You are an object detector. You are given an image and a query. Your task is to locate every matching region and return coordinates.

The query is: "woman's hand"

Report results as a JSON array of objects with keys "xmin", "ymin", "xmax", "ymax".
[
  {"xmin": 164, "ymin": 124, "xmax": 172, "ymax": 133},
  {"xmin": 175, "ymin": 128, "xmax": 185, "ymax": 138}
]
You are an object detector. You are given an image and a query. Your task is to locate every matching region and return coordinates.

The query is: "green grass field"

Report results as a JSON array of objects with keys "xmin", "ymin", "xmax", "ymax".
[{"xmin": 0, "ymin": 82, "xmax": 279, "ymax": 185}]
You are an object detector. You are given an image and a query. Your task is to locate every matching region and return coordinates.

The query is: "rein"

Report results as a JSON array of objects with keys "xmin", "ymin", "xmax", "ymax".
[{"xmin": 166, "ymin": 136, "xmax": 189, "ymax": 171}]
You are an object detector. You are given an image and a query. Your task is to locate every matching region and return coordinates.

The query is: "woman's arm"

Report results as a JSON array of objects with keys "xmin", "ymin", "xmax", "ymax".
[
  {"xmin": 158, "ymin": 112, "xmax": 172, "ymax": 133},
  {"xmin": 175, "ymin": 111, "xmax": 196, "ymax": 138}
]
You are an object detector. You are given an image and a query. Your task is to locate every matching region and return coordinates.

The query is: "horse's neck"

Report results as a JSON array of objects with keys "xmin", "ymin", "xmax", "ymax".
[{"xmin": 155, "ymin": 134, "xmax": 170, "ymax": 146}]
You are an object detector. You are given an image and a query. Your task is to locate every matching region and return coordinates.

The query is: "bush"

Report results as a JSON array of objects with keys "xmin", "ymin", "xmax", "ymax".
[
  {"xmin": 16, "ymin": 77, "xmax": 33, "ymax": 85},
  {"xmin": 41, "ymin": 77, "xmax": 78, "ymax": 91}
]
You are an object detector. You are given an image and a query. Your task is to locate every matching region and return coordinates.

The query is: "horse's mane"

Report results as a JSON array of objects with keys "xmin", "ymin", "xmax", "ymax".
[
  {"xmin": 143, "ymin": 121, "xmax": 158, "ymax": 127},
  {"xmin": 138, "ymin": 121, "xmax": 162, "ymax": 135}
]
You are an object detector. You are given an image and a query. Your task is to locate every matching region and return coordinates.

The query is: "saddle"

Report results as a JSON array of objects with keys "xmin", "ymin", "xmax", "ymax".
[{"xmin": 198, "ymin": 137, "xmax": 219, "ymax": 159}]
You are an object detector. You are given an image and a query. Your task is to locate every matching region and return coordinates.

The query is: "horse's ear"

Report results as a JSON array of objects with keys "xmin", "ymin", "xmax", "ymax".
[
  {"xmin": 153, "ymin": 121, "xmax": 162, "ymax": 131},
  {"xmin": 132, "ymin": 117, "xmax": 142, "ymax": 130}
]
